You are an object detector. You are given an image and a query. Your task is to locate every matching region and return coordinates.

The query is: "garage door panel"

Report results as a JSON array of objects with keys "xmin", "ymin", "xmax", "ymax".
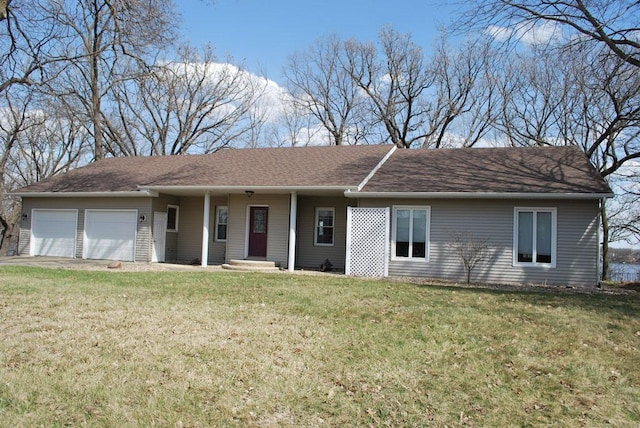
[
  {"xmin": 31, "ymin": 210, "xmax": 77, "ymax": 257},
  {"xmin": 84, "ymin": 210, "xmax": 137, "ymax": 261}
]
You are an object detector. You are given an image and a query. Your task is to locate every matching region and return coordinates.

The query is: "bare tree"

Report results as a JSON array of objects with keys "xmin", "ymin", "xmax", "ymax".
[
  {"xmin": 423, "ymin": 35, "xmax": 498, "ymax": 148},
  {"xmin": 492, "ymin": 45, "xmax": 578, "ymax": 147},
  {"xmin": 282, "ymin": 28, "xmax": 499, "ymax": 149},
  {"xmin": 284, "ymin": 35, "xmax": 369, "ymax": 145},
  {"xmin": 0, "ymin": 88, "xmax": 32, "ymax": 252},
  {"xmin": 0, "ymin": 86, "xmax": 89, "ymax": 252},
  {"xmin": 0, "ymin": 1, "xmax": 68, "ymax": 94},
  {"xmin": 106, "ymin": 45, "xmax": 266, "ymax": 155},
  {"xmin": 608, "ymin": 188, "xmax": 640, "ymax": 246},
  {"xmin": 460, "ymin": 0, "xmax": 640, "ymax": 69},
  {"xmin": 264, "ymin": 98, "xmax": 324, "ymax": 147},
  {"xmin": 9, "ymin": 106, "xmax": 90, "ymax": 186},
  {"xmin": 343, "ymin": 26, "xmax": 435, "ymax": 148},
  {"xmin": 448, "ymin": 230, "xmax": 491, "ymax": 284},
  {"xmin": 0, "ymin": 0, "xmax": 69, "ymax": 253},
  {"xmin": 45, "ymin": 0, "xmax": 176, "ymax": 160}
]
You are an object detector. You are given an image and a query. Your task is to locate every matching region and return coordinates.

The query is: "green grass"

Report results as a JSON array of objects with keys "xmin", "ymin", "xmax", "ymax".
[{"xmin": 0, "ymin": 266, "xmax": 639, "ymax": 427}]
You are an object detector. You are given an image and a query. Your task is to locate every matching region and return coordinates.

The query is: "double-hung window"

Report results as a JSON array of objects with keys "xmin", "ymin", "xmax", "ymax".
[
  {"xmin": 514, "ymin": 207, "xmax": 556, "ymax": 267},
  {"xmin": 392, "ymin": 206, "xmax": 430, "ymax": 260},
  {"xmin": 315, "ymin": 207, "xmax": 335, "ymax": 246},
  {"xmin": 215, "ymin": 206, "xmax": 228, "ymax": 242}
]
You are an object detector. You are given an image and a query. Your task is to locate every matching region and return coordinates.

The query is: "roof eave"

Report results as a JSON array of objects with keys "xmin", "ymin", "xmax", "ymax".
[
  {"xmin": 344, "ymin": 190, "xmax": 614, "ymax": 200},
  {"xmin": 139, "ymin": 185, "xmax": 356, "ymax": 193},
  {"xmin": 11, "ymin": 190, "xmax": 159, "ymax": 198}
]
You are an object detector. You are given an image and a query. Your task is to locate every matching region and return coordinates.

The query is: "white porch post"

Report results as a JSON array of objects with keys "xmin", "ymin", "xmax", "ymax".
[
  {"xmin": 288, "ymin": 191, "xmax": 297, "ymax": 272},
  {"xmin": 201, "ymin": 191, "xmax": 211, "ymax": 267}
]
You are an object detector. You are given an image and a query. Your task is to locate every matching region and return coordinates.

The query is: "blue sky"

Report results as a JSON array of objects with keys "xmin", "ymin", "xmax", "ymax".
[{"xmin": 177, "ymin": 0, "xmax": 456, "ymax": 80}]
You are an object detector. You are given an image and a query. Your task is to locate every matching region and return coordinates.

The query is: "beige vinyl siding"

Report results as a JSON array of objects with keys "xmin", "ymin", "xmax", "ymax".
[
  {"xmin": 296, "ymin": 196, "xmax": 352, "ymax": 270},
  {"xmin": 227, "ymin": 193, "xmax": 290, "ymax": 267},
  {"xmin": 19, "ymin": 197, "xmax": 153, "ymax": 262},
  {"xmin": 174, "ymin": 196, "xmax": 227, "ymax": 264},
  {"xmin": 359, "ymin": 198, "xmax": 600, "ymax": 287}
]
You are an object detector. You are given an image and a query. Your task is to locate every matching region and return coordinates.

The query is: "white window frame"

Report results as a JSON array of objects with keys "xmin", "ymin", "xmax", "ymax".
[
  {"xmin": 513, "ymin": 207, "xmax": 557, "ymax": 268},
  {"xmin": 215, "ymin": 205, "xmax": 228, "ymax": 242},
  {"xmin": 167, "ymin": 205, "xmax": 179, "ymax": 232},
  {"xmin": 314, "ymin": 207, "xmax": 335, "ymax": 247},
  {"xmin": 391, "ymin": 205, "xmax": 431, "ymax": 262}
]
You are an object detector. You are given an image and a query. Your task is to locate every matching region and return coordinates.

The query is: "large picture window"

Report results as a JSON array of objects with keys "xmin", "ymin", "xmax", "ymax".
[
  {"xmin": 514, "ymin": 208, "xmax": 556, "ymax": 267},
  {"xmin": 315, "ymin": 207, "xmax": 335, "ymax": 246},
  {"xmin": 215, "ymin": 206, "xmax": 228, "ymax": 242},
  {"xmin": 392, "ymin": 206, "xmax": 430, "ymax": 260}
]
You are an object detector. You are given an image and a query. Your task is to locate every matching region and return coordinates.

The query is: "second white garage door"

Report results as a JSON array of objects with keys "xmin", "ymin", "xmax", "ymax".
[{"xmin": 84, "ymin": 210, "xmax": 137, "ymax": 261}]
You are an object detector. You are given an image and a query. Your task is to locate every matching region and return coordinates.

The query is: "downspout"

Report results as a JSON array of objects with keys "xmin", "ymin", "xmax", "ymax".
[
  {"xmin": 600, "ymin": 197, "xmax": 610, "ymax": 284},
  {"xmin": 288, "ymin": 192, "xmax": 297, "ymax": 272},
  {"xmin": 597, "ymin": 198, "xmax": 602, "ymax": 286},
  {"xmin": 201, "ymin": 192, "xmax": 210, "ymax": 267}
]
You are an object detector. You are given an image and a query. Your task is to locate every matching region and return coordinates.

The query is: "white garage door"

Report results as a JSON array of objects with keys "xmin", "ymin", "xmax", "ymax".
[
  {"xmin": 84, "ymin": 210, "xmax": 137, "ymax": 261},
  {"xmin": 31, "ymin": 210, "xmax": 78, "ymax": 257}
]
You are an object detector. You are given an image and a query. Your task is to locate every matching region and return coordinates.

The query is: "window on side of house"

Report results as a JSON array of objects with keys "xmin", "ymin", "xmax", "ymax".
[
  {"xmin": 514, "ymin": 207, "xmax": 556, "ymax": 267},
  {"xmin": 215, "ymin": 206, "xmax": 228, "ymax": 242},
  {"xmin": 167, "ymin": 205, "xmax": 179, "ymax": 232},
  {"xmin": 315, "ymin": 207, "xmax": 335, "ymax": 246},
  {"xmin": 392, "ymin": 206, "xmax": 430, "ymax": 260}
]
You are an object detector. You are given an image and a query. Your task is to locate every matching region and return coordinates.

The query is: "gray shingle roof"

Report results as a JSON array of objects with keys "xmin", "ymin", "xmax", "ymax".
[
  {"xmin": 14, "ymin": 144, "xmax": 612, "ymax": 196},
  {"xmin": 359, "ymin": 145, "xmax": 611, "ymax": 195},
  {"xmin": 15, "ymin": 145, "xmax": 393, "ymax": 193}
]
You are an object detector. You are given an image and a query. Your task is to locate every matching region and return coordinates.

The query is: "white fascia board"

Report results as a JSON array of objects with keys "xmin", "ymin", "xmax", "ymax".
[
  {"xmin": 139, "ymin": 185, "xmax": 355, "ymax": 193},
  {"xmin": 12, "ymin": 190, "xmax": 159, "ymax": 198},
  {"xmin": 344, "ymin": 191, "xmax": 615, "ymax": 200}
]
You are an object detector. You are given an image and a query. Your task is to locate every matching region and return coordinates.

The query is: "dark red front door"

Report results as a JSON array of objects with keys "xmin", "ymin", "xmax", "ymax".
[{"xmin": 248, "ymin": 206, "xmax": 268, "ymax": 258}]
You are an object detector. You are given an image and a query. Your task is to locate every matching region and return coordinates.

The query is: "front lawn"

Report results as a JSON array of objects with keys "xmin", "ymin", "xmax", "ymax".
[{"xmin": 0, "ymin": 267, "xmax": 638, "ymax": 426}]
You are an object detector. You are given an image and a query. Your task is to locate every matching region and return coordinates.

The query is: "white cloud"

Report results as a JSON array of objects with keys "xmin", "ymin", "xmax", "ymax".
[
  {"xmin": 484, "ymin": 25, "xmax": 513, "ymax": 43},
  {"xmin": 484, "ymin": 21, "xmax": 563, "ymax": 46},
  {"xmin": 252, "ymin": 76, "xmax": 291, "ymax": 122}
]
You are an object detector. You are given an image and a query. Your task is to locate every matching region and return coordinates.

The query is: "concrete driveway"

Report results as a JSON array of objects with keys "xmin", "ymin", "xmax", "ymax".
[{"xmin": 0, "ymin": 256, "xmax": 221, "ymax": 272}]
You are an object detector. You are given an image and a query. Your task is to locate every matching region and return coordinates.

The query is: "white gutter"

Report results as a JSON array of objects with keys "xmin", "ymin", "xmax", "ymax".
[
  {"xmin": 357, "ymin": 145, "xmax": 397, "ymax": 191},
  {"xmin": 138, "ymin": 185, "xmax": 355, "ymax": 193},
  {"xmin": 10, "ymin": 190, "xmax": 159, "ymax": 198},
  {"xmin": 344, "ymin": 191, "xmax": 614, "ymax": 200}
]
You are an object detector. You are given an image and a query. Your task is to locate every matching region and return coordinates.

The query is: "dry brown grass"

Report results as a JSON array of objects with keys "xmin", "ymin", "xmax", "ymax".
[{"xmin": 1, "ymin": 267, "xmax": 639, "ymax": 426}]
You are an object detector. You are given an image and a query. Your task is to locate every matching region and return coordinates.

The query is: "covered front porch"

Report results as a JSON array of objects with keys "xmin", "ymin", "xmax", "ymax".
[{"xmin": 145, "ymin": 186, "xmax": 354, "ymax": 273}]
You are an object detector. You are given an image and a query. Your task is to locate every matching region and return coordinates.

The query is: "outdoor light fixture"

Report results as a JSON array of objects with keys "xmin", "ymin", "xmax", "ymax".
[
  {"xmin": 245, "ymin": 190, "xmax": 254, "ymax": 198},
  {"xmin": 139, "ymin": 215, "xmax": 146, "ymax": 223},
  {"xmin": 22, "ymin": 213, "xmax": 28, "ymax": 220}
]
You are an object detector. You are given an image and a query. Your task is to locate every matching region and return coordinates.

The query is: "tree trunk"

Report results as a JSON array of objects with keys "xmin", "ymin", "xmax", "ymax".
[
  {"xmin": 0, "ymin": 213, "xmax": 8, "ymax": 251},
  {"xmin": 601, "ymin": 199, "xmax": 610, "ymax": 282},
  {"xmin": 90, "ymin": 24, "xmax": 103, "ymax": 160}
]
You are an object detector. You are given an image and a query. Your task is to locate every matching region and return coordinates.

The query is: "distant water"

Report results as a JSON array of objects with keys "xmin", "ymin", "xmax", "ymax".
[{"xmin": 609, "ymin": 263, "xmax": 640, "ymax": 282}]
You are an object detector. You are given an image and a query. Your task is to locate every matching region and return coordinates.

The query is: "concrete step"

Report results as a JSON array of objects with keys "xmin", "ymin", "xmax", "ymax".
[{"xmin": 221, "ymin": 259, "xmax": 280, "ymax": 272}]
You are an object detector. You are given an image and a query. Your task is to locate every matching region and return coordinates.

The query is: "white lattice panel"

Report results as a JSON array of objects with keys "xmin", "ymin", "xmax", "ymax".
[{"xmin": 346, "ymin": 207, "xmax": 390, "ymax": 277}]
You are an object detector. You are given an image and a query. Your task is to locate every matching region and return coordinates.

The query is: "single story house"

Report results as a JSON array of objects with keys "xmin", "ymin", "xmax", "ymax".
[{"xmin": 12, "ymin": 144, "xmax": 613, "ymax": 287}]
